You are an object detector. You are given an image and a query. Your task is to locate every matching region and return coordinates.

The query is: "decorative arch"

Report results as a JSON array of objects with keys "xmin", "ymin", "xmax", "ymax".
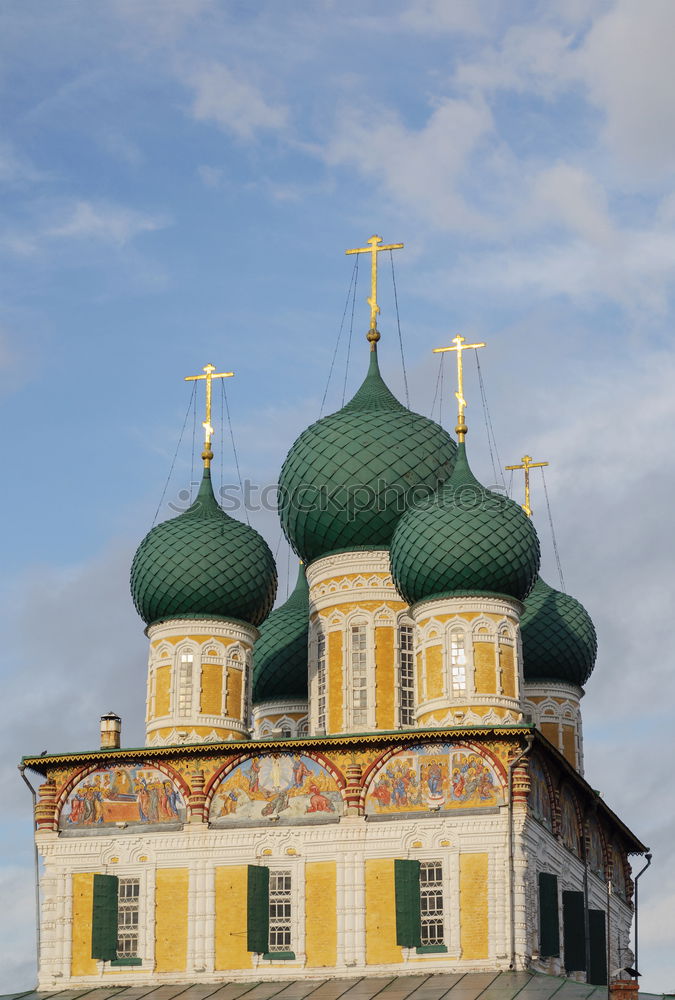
[
  {"xmin": 57, "ymin": 759, "xmax": 189, "ymax": 830},
  {"xmin": 559, "ymin": 783, "xmax": 582, "ymax": 855},
  {"xmin": 363, "ymin": 741, "xmax": 506, "ymax": 816},
  {"xmin": 206, "ymin": 750, "xmax": 345, "ymax": 825},
  {"xmin": 528, "ymin": 755, "xmax": 554, "ymax": 832}
]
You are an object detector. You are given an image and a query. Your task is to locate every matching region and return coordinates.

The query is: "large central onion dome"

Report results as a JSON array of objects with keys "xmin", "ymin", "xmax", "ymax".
[
  {"xmin": 390, "ymin": 442, "xmax": 540, "ymax": 605},
  {"xmin": 278, "ymin": 348, "xmax": 456, "ymax": 564},
  {"xmin": 131, "ymin": 469, "xmax": 277, "ymax": 628},
  {"xmin": 253, "ymin": 563, "xmax": 309, "ymax": 703},
  {"xmin": 521, "ymin": 576, "xmax": 597, "ymax": 687}
]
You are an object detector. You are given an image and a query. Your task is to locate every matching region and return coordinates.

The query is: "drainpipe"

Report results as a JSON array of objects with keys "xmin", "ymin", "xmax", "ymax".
[
  {"xmin": 633, "ymin": 851, "xmax": 652, "ymax": 981},
  {"xmin": 18, "ymin": 764, "xmax": 41, "ymax": 977},
  {"xmin": 508, "ymin": 733, "xmax": 534, "ymax": 969}
]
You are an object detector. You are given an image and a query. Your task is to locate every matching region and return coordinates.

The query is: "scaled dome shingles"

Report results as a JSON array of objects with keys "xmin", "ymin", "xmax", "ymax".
[
  {"xmin": 253, "ymin": 564, "xmax": 309, "ymax": 703},
  {"xmin": 391, "ymin": 442, "xmax": 541, "ymax": 606},
  {"xmin": 521, "ymin": 577, "xmax": 597, "ymax": 687},
  {"xmin": 131, "ymin": 470, "xmax": 277, "ymax": 628},
  {"xmin": 278, "ymin": 348, "xmax": 457, "ymax": 565}
]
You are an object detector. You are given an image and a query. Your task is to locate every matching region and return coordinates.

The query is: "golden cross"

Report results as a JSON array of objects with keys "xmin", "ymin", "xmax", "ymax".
[
  {"xmin": 504, "ymin": 454, "xmax": 549, "ymax": 518},
  {"xmin": 184, "ymin": 363, "xmax": 234, "ymax": 468},
  {"xmin": 345, "ymin": 234, "xmax": 404, "ymax": 348},
  {"xmin": 433, "ymin": 335, "xmax": 486, "ymax": 441}
]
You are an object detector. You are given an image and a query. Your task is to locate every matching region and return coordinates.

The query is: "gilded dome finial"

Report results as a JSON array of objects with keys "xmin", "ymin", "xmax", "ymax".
[
  {"xmin": 433, "ymin": 334, "xmax": 486, "ymax": 441},
  {"xmin": 345, "ymin": 234, "xmax": 404, "ymax": 350},
  {"xmin": 505, "ymin": 454, "xmax": 549, "ymax": 518},
  {"xmin": 184, "ymin": 363, "xmax": 234, "ymax": 467}
]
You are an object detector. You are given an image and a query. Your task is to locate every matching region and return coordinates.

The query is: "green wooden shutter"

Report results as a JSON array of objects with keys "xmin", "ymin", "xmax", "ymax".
[
  {"xmin": 588, "ymin": 909, "xmax": 608, "ymax": 985},
  {"xmin": 394, "ymin": 859, "xmax": 421, "ymax": 947},
  {"xmin": 562, "ymin": 890, "xmax": 586, "ymax": 972},
  {"xmin": 538, "ymin": 872, "xmax": 560, "ymax": 957},
  {"xmin": 91, "ymin": 874, "xmax": 118, "ymax": 961},
  {"xmin": 247, "ymin": 865, "xmax": 269, "ymax": 954}
]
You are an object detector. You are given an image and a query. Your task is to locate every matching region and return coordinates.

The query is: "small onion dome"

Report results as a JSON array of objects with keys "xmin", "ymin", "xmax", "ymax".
[
  {"xmin": 390, "ymin": 442, "xmax": 540, "ymax": 606},
  {"xmin": 278, "ymin": 348, "xmax": 456, "ymax": 564},
  {"xmin": 253, "ymin": 563, "xmax": 309, "ymax": 703},
  {"xmin": 130, "ymin": 469, "xmax": 277, "ymax": 627},
  {"xmin": 521, "ymin": 576, "xmax": 597, "ymax": 687}
]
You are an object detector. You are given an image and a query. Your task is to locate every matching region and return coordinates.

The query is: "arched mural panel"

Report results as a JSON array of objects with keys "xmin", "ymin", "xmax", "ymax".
[
  {"xmin": 528, "ymin": 756, "xmax": 553, "ymax": 831},
  {"xmin": 209, "ymin": 753, "xmax": 342, "ymax": 826},
  {"xmin": 365, "ymin": 742, "xmax": 504, "ymax": 816},
  {"xmin": 59, "ymin": 764, "xmax": 186, "ymax": 831},
  {"xmin": 560, "ymin": 786, "xmax": 581, "ymax": 855}
]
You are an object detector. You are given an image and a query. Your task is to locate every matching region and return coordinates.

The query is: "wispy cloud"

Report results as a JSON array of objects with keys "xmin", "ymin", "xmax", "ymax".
[{"xmin": 184, "ymin": 60, "xmax": 288, "ymax": 140}]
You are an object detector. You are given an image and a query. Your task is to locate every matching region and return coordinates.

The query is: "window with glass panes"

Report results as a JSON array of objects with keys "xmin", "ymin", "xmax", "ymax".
[
  {"xmin": 317, "ymin": 632, "xmax": 326, "ymax": 732},
  {"xmin": 399, "ymin": 625, "xmax": 415, "ymax": 726},
  {"xmin": 117, "ymin": 878, "xmax": 140, "ymax": 958},
  {"xmin": 350, "ymin": 625, "xmax": 368, "ymax": 727},
  {"xmin": 450, "ymin": 632, "xmax": 467, "ymax": 695},
  {"xmin": 268, "ymin": 870, "xmax": 292, "ymax": 952},
  {"xmin": 177, "ymin": 652, "xmax": 193, "ymax": 716},
  {"xmin": 419, "ymin": 861, "xmax": 444, "ymax": 946}
]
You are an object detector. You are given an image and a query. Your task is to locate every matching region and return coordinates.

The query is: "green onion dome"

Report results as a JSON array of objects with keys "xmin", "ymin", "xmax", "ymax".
[
  {"xmin": 390, "ymin": 442, "xmax": 540, "ymax": 605},
  {"xmin": 253, "ymin": 563, "xmax": 309, "ymax": 703},
  {"xmin": 131, "ymin": 469, "xmax": 277, "ymax": 628},
  {"xmin": 278, "ymin": 348, "xmax": 456, "ymax": 564},
  {"xmin": 521, "ymin": 576, "xmax": 597, "ymax": 687}
]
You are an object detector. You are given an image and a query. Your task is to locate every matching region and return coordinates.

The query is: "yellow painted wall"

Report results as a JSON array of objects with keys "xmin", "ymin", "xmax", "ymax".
[
  {"xmin": 155, "ymin": 868, "xmax": 188, "ymax": 972},
  {"xmin": 71, "ymin": 873, "xmax": 97, "ymax": 977},
  {"xmin": 306, "ymin": 862, "xmax": 337, "ymax": 967},
  {"xmin": 200, "ymin": 662, "xmax": 223, "ymax": 715},
  {"xmin": 328, "ymin": 629, "xmax": 343, "ymax": 732},
  {"xmin": 154, "ymin": 664, "xmax": 171, "ymax": 718},
  {"xmin": 152, "ymin": 724, "xmax": 238, "ymax": 740},
  {"xmin": 473, "ymin": 642, "xmax": 497, "ymax": 694},
  {"xmin": 425, "ymin": 644, "xmax": 444, "ymax": 700},
  {"xmin": 215, "ymin": 865, "xmax": 253, "ymax": 970},
  {"xmin": 365, "ymin": 859, "xmax": 401, "ymax": 965},
  {"xmin": 459, "ymin": 853, "xmax": 488, "ymax": 959},
  {"xmin": 225, "ymin": 667, "xmax": 243, "ymax": 720},
  {"xmin": 541, "ymin": 721, "xmax": 559, "ymax": 747},
  {"xmin": 375, "ymin": 626, "xmax": 395, "ymax": 729},
  {"xmin": 562, "ymin": 725, "xmax": 577, "ymax": 767},
  {"xmin": 499, "ymin": 644, "xmax": 516, "ymax": 698}
]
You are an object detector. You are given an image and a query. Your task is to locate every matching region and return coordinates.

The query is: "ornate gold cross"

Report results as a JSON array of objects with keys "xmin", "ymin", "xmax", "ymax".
[
  {"xmin": 345, "ymin": 234, "xmax": 404, "ymax": 347},
  {"xmin": 433, "ymin": 335, "xmax": 486, "ymax": 441},
  {"xmin": 505, "ymin": 454, "xmax": 549, "ymax": 518},
  {"xmin": 184, "ymin": 363, "xmax": 234, "ymax": 468}
]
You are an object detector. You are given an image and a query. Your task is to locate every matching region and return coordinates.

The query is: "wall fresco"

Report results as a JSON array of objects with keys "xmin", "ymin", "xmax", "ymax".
[
  {"xmin": 209, "ymin": 754, "xmax": 342, "ymax": 825},
  {"xmin": 560, "ymin": 787, "xmax": 580, "ymax": 854},
  {"xmin": 59, "ymin": 765, "xmax": 186, "ymax": 829},
  {"xmin": 365, "ymin": 743, "xmax": 503, "ymax": 815},
  {"xmin": 528, "ymin": 757, "xmax": 553, "ymax": 831}
]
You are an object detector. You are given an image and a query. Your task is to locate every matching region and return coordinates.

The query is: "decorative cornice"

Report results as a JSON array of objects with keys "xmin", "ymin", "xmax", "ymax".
[
  {"xmin": 412, "ymin": 595, "xmax": 523, "ymax": 620},
  {"xmin": 252, "ymin": 700, "xmax": 309, "ymax": 719},
  {"xmin": 147, "ymin": 617, "xmax": 257, "ymax": 644},
  {"xmin": 307, "ymin": 549, "xmax": 392, "ymax": 587},
  {"xmin": 524, "ymin": 680, "xmax": 584, "ymax": 701},
  {"xmin": 22, "ymin": 723, "xmax": 534, "ymax": 771}
]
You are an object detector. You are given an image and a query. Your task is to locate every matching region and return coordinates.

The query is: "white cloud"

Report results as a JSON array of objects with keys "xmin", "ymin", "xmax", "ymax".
[
  {"xmin": 185, "ymin": 61, "xmax": 288, "ymax": 141},
  {"xmin": 44, "ymin": 200, "xmax": 165, "ymax": 246},
  {"xmin": 578, "ymin": 0, "xmax": 675, "ymax": 174},
  {"xmin": 399, "ymin": 0, "xmax": 491, "ymax": 35},
  {"xmin": 531, "ymin": 163, "xmax": 614, "ymax": 245},
  {"xmin": 325, "ymin": 97, "xmax": 493, "ymax": 231}
]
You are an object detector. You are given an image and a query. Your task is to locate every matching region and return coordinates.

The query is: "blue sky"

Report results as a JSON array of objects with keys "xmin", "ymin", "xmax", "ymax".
[{"xmin": 1, "ymin": 0, "xmax": 675, "ymax": 990}]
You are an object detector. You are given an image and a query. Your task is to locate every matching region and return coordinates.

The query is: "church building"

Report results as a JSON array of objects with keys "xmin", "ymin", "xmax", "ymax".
[{"xmin": 21, "ymin": 236, "xmax": 646, "ymax": 992}]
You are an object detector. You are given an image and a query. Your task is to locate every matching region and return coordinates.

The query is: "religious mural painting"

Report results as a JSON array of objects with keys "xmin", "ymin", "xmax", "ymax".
[
  {"xmin": 528, "ymin": 756, "xmax": 553, "ymax": 831},
  {"xmin": 365, "ymin": 743, "xmax": 504, "ymax": 816},
  {"xmin": 209, "ymin": 753, "xmax": 342, "ymax": 825},
  {"xmin": 587, "ymin": 819, "xmax": 605, "ymax": 878},
  {"xmin": 59, "ymin": 764, "xmax": 186, "ymax": 830},
  {"xmin": 560, "ymin": 786, "xmax": 581, "ymax": 855}
]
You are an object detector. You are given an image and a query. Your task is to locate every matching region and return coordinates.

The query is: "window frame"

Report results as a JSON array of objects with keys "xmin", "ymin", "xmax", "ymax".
[{"xmin": 398, "ymin": 623, "xmax": 415, "ymax": 727}]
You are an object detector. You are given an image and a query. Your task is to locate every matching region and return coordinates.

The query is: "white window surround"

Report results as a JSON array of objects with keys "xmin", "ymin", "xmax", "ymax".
[
  {"xmin": 268, "ymin": 869, "xmax": 293, "ymax": 953},
  {"xmin": 419, "ymin": 860, "xmax": 445, "ymax": 947},
  {"xmin": 117, "ymin": 877, "xmax": 141, "ymax": 958}
]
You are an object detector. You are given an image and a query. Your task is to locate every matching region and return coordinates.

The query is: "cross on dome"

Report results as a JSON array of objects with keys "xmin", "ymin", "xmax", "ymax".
[
  {"xmin": 433, "ymin": 334, "xmax": 486, "ymax": 441},
  {"xmin": 184, "ymin": 363, "xmax": 234, "ymax": 468},
  {"xmin": 345, "ymin": 234, "xmax": 404, "ymax": 347},
  {"xmin": 505, "ymin": 454, "xmax": 549, "ymax": 518}
]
